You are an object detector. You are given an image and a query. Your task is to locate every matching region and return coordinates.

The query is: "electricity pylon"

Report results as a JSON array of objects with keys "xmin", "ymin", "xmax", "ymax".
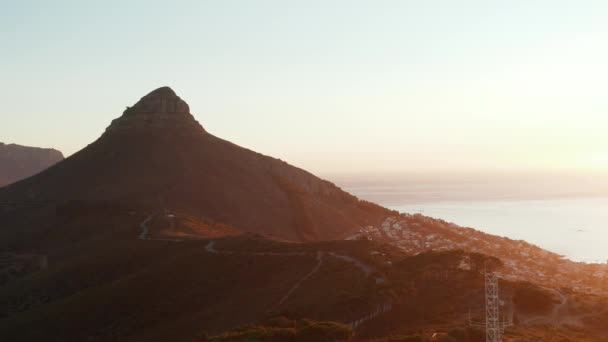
[
  {"xmin": 469, "ymin": 272, "xmax": 513, "ymax": 342},
  {"xmin": 485, "ymin": 272, "xmax": 501, "ymax": 342}
]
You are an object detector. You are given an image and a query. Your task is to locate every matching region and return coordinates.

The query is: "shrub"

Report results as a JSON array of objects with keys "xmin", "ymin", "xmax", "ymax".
[
  {"xmin": 513, "ymin": 282, "xmax": 555, "ymax": 314},
  {"xmin": 385, "ymin": 335, "xmax": 427, "ymax": 342},
  {"xmin": 296, "ymin": 320, "xmax": 353, "ymax": 342},
  {"xmin": 437, "ymin": 335, "xmax": 457, "ymax": 342},
  {"xmin": 208, "ymin": 326, "xmax": 296, "ymax": 341},
  {"xmin": 208, "ymin": 319, "xmax": 353, "ymax": 342}
]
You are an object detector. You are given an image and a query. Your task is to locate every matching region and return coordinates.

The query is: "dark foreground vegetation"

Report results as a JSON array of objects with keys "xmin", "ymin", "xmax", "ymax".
[{"xmin": 204, "ymin": 318, "xmax": 353, "ymax": 341}]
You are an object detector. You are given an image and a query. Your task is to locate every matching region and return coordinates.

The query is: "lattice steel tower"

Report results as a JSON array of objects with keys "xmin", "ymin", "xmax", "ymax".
[
  {"xmin": 469, "ymin": 272, "xmax": 512, "ymax": 342},
  {"xmin": 485, "ymin": 272, "xmax": 501, "ymax": 342}
]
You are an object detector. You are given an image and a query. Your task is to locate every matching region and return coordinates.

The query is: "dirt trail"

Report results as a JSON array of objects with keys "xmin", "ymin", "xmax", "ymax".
[
  {"xmin": 141, "ymin": 216, "xmax": 392, "ymax": 326},
  {"xmin": 552, "ymin": 292, "xmax": 568, "ymax": 324},
  {"xmin": 277, "ymin": 251, "xmax": 324, "ymax": 306},
  {"xmin": 205, "ymin": 241, "xmax": 325, "ymax": 306},
  {"xmin": 138, "ymin": 214, "xmax": 154, "ymax": 240},
  {"xmin": 204, "ymin": 241, "xmax": 381, "ymax": 281},
  {"xmin": 327, "ymin": 252, "xmax": 387, "ymax": 284},
  {"xmin": 349, "ymin": 301, "xmax": 393, "ymax": 329},
  {"xmin": 204, "ymin": 241, "xmax": 306, "ymax": 257},
  {"xmin": 202, "ymin": 240, "xmax": 391, "ymax": 310},
  {"xmin": 138, "ymin": 214, "xmax": 183, "ymax": 242},
  {"xmin": 520, "ymin": 291, "xmax": 582, "ymax": 328},
  {"xmin": 327, "ymin": 252, "xmax": 373, "ymax": 276},
  {"xmin": 144, "ymin": 215, "xmax": 387, "ymax": 288},
  {"xmin": 205, "ymin": 240, "xmax": 218, "ymax": 253}
]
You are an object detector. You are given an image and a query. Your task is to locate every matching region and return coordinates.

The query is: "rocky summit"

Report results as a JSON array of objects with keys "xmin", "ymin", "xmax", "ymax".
[{"xmin": 104, "ymin": 86, "xmax": 205, "ymax": 135}]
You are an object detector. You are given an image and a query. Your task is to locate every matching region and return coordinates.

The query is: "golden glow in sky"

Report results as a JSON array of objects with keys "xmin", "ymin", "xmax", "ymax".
[{"xmin": 1, "ymin": 1, "xmax": 607, "ymax": 175}]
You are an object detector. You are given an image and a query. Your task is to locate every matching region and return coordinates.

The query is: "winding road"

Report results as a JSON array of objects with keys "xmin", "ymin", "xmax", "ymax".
[
  {"xmin": 138, "ymin": 214, "xmax": 182, "ymax": 242},
  {"xmin": 140, "ymin": 214, "xmax": 392, "ymax": 327}
]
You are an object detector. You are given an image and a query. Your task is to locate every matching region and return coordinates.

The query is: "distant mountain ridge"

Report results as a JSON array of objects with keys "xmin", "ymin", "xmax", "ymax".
[
  {"xmin": 0, "ymin": 87, "xmax": 390, "ymax": 241},
  {"xmin": 0, "ymin": 143, "xmax": 63, "ymax": 187}
]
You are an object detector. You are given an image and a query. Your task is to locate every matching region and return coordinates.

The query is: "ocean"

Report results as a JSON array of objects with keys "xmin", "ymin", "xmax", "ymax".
[{"xmin": 337, "ymin": 173, "xmax": 608, "ymax": 263}]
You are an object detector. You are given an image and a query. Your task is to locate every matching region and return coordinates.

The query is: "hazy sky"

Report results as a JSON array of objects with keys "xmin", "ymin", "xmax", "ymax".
[{"xmin": 2, "ymin": 1, "xmax": 608, "ymax": 175}]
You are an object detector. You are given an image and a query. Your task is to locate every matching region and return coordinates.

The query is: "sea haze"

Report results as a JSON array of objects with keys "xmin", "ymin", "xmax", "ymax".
[{"xmin": 336, "ymin": 172, "xmax": 608, "ymax": 263}]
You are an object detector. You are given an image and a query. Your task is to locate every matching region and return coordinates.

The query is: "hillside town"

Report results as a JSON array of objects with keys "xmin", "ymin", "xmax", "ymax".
[{"xmin": 349, "ymin": 214, "xmax": 608, "ymax": 296}]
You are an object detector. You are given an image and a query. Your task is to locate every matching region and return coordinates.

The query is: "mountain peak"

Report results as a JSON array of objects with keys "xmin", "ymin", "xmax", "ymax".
[
  {"xmin": 130, "ymin": 86, "xmax": 189, "ymax": 114},
  {"xmin": 145, "ymin": 86, "xmax": 176, "ymax": 97},
  {"xmin": 104, "ymin": 86, "xmax": 203, "ymax": 135}
]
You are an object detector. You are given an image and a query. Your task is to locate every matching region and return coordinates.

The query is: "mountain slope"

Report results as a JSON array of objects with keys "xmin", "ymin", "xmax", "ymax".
[
  {"xmin": 0, "ymin": 143, "xmax": 63, "ymax": 187},
  {"xmin": 0, "ymin": 87, "xmax": 389, "ymax": 241}
]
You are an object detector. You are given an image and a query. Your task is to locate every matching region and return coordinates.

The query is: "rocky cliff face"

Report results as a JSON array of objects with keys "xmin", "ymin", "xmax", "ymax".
[
  {"xmin": 0, "ymin": 143, "xmax": 63, "ymax": 187},
  {"xmin": 103, "ymin": 86, "xmax": 336, "ymax": 199},
  {"xmin": 104, "ymin": 87, "xmax": 204, "ymax": 135}
]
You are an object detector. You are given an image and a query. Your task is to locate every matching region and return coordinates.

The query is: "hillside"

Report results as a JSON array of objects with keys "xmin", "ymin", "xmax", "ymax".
[
  {"xmin": 0, "ymin": 208, "xmax": 396, "ymax": 341},
  {"xmin": 349, "ymin": 214, "xmax": 608, "ymax": 297},
  {"xmin": 0, "ymin": 143, "xmax": 63, "ymax": 187},
  {"xmin": 0, "ymin": 87, "xmax": 390, "ymax": 242},
  {"xmin": 1, "ymin": 192, "xmax": 608, "ymax": 341},
  {"xmin": 3, "ymin": 214, "xmax": 607, "ymax": 341}
]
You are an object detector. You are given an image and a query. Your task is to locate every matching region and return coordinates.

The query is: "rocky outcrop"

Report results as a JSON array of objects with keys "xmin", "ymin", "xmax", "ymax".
[
  {"xmin": 104, "ymin": 86, "xmax": 205, "ymax": 135},
  {"xmin": 0, "ymin": 143, "xmax": 63, "ymax": 186}
]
